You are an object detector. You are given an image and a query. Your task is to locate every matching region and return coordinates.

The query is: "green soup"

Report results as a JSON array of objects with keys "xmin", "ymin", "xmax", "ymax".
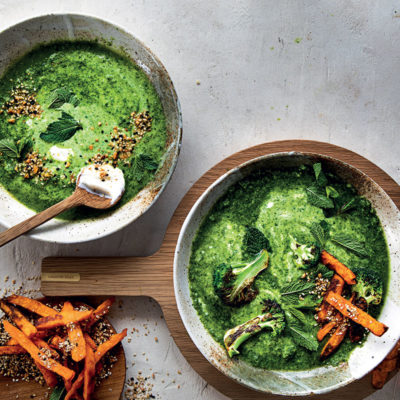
[
  {"xmin": 0, "ymin": 41, "xmax": 167, "ymax": 220},
  {"xmin": 189, "ymin": 165, "xmax": 389, "ymax": 371}
]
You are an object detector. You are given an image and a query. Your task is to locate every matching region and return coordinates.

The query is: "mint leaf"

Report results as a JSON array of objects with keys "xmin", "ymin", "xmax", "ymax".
[
  {"xmin": 0, "ymin": 137, "xmax": 32, "ymax": 159},
  {"xmin": 310, "ymin": 220, "xmax": 330, "ymax": 247},
  {"xmin": 132, "ymin": 154, "xmax": 158, "ymax": 182},
  {"xmin": 40, "ymin": 112, "xmax": 82, "ymax": 143},
  {"xmin": 50, "ymin": 385, "xmax": 65, "ymax": 400},
  {"xmin": 306, "ymin": 184, "xmax": 334, "ymax": 209},
  {"xmin": 280, "ymin": 280, "xmax": 316, "ymax": 298},
  {"xmin": 330, "ymin": 233, "xmax": 368, "ymax": 258},
  {"xmin": 313, "ymin": 163, "xmax": 328, "ymax": 186},
  {"xmin": 337, "ymin": 198, "xmax": 357, "ymax": 215},
  {"xmin": 326, "ymin": 185, "xmax": 339, "ymax": 199},
  {"xmin": 139, "ymin": 154, "xmax": 158, "ymax": 171},
  {"xmin": 0, "ymin": 138, "xmax": 20, "ymax": 158},
  {"xmin": 285, "ymin": 315, "xmax": 319, "ymax": 351},
  {"xmin": 48, "ymin": 87, "xmax": 80, "ymax": 109},
  {"xmin": 284, "ymin": 306, "xmax": 308, "ymax": 325}
]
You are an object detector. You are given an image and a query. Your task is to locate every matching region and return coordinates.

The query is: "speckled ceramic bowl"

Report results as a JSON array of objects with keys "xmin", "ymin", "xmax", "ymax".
[
  {"xmin": 174, "ymin": 152, "xmax": 400, "ymax": 395},
  {"xmin": 0, "ymin": 14, "xmax": 182, "ymax": 243}
]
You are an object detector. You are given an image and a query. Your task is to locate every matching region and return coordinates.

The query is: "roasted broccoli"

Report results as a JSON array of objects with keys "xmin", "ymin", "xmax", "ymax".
[
  {"xmin": 352, "ymin": 268, "xmax": 383, "ymax": 306},
  {"xmin": 223, "ymin": 300, "xmax": 285, "ymax": 357},
  {"xmin": 213, "ymin": 249, "xmax": 269, "ymax": 306},
  {"xmin": 290, "ymin": 236, "xmax": 321, "ymax": 269},
  {"xmin": 242, "ymin": 226, "xmax": 271, "ymax": 257}
]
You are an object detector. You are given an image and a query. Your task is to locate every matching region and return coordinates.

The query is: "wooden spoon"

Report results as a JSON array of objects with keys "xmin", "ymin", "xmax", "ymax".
[{"xmin": 0, "ymin": 167, "xmax": 124, "ymax": 247}]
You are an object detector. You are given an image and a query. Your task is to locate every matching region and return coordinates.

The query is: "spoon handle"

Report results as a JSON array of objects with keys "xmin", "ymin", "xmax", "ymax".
[{"xmin": 0, "ymin": 191, "xmax": 84, "ymax": 248}]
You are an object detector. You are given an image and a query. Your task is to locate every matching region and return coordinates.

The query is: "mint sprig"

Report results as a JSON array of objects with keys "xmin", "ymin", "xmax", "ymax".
[
  {"xmin": 0, "ymin": 137, "xmax": 32, "ymax": 159},
  {"xmin": 40, "ymin": 112, "xmax": 82, "ymax": 143},
  {"xmin": 48, "ymin": 87, "xmax": 79, "ymax": 109}
]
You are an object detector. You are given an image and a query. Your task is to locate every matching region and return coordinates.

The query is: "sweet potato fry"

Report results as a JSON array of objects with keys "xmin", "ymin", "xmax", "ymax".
[
  {"xmin": 320, "ymin": 316, "xmax": 348, "ymax": 360},
  {"xmin": 84, "ymin": 333, "xmax": 97, "ymax": 351},
  {"xmin": 6, "ymin": 295, "xmax": 58, "ymax": 317},
  {"xmin": 65, "ymin": 373, "xmax": 84, "ymax": 400},
  {"xmin": 86, "ymin": 297, "xmax": 115, "ymax": 329},
  {"xmin": 35, "ymin": 361, "xmax": 58, "ymax": 388},
  {"xmin": 321, "ymin": 251, "xmax": 356, "ymax": 285},
  {"xmin": 94, "ymin": 329, "xmax": 127, "ymax": 362},
  {"xmin": 49, "ymin": 335, "xmax": 68, "ymax": 356},
  {"xmin": 62, "ymin": 302, "xmax": 86, "ymax": 362},
  {"xmin": 325, "ymin": 292, "xmax": 388, "ymax": 336},
  {"xmin": 83, "ymin": 341, "xmax": 96, "ymax": 400},
  {"xmin": 371, "ymin": 340, "xmax": 400, "ymax": 389},
  {"xmin": 320, "ymin": 294, "xmax": 356, "ymax": 360},
  {"xmin": 36, "ymin": 308, "xmax": 93, "ymax": 330},
  {"xmin": 33, "ymin": 338, "xmax": 60, "ymax": 360},
  {"xmin": 3, "ymin": 320, "xmax": 75, "ymax": 381},
  {"xmin": 65, "ymin": 329, "xmax": 127, "ymax": 400},
  {"xmin": 0, "ymin": 301, "xmax": 37, "ymax": 337},
  {"xmin": 317, "ymin": 321, "xmax": 336, "ymax": 342},
  {"xmin": 0, "ymin": 345, "xmax": 27, "ymax": 355},
  {"xmin": 317, "ymin": 274, "xmax": 345, "ymax": 323}
]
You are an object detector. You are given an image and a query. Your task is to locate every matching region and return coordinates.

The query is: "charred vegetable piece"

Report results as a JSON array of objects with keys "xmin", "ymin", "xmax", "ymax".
[
  {"xmin": 352, "ymin": 267, "xmax": 383, "ymax": 306},
  {"xmin": 290, "ymin": 236, "xmax": 321, "ymax": 269},
  {"xmin": 213, "ymin": 250, "xmax": 269, "ymax": 306},
  {"xmin": 223, "ymin": 300, "xmax": 285, "ymax": 357},
  {"xmin": 242, "ymin": 226, "xmax": 271, "ymax": 257}
]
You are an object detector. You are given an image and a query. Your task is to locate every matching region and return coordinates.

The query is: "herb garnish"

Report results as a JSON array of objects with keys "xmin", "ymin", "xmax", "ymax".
[
  {"xmin": 49, "ymin": 385, "xmax": 66, "ymax": 400},
  {"xmin": 132, "ymin": 154, "xmax": 159, "ymax": 182},
  {"xmin": 313, "ymin": 162, "xmax": 328, "ymax": 187},
  {"xmin": 310, "ymin": 220, "xmax": 368, "ymax": 258},
  {"xmin": 40, "ymin": 112, "xmax": 82, "ymax": 143},
  {"xmin": 305, "ymin": 184, "xmax": 334, "ymax": 209},
  {"xmin": 310, "ymin": 220, "xmax": 329, "ymax": 247},
  {"xmin": 330, "ymin": 233, "xmax": 369, "ymax": 258},
  {"xmin": 48, "ymin": 87, "xmax": 79, "ymax": 109},
  {"xmin": 267, "ymin": 278, "xmax": 321, "ymax": 351},
  {"xmin": 285, "ymin": 314, "xmax": 319, "ymax": 351},
  {"xmin": 0, "ymin": 137, "xmax": 32, "ymax": 160},
  {"xmin": 307, "ymin": 163, "xmax": 357, "ymax": 218},
  {"xmin": 336, "ymin": 198, "xmax": 357, "ymax": 215}
]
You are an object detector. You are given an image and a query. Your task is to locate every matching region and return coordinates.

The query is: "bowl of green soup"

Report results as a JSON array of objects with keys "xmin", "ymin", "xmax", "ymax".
[
  {"xmin": 174, "ymin": 152, "xmax": 400, "ymax": 395},
  {"xmin": 0, "ymin": 14, "xmax": 182, "ymax": 243}
]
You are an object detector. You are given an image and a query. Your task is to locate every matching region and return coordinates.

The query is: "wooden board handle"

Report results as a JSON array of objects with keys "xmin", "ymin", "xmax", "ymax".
[{"xmin": 41, "ymin": 253, "xmax": 174, "ymax": 306}]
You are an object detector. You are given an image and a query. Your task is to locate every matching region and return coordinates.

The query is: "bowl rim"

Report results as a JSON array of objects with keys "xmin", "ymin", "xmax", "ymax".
[
  {"xmin": 174, "ymin": 151, "xmax": 400, "ymax": 395},
  {"xmin": 0, "ymin": 13, "xmax": 183, "ymax": 244}
]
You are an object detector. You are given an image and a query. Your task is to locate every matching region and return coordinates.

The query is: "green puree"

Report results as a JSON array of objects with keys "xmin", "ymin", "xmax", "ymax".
[
  {"xmin": 189, "ymin": 166, "xmax": 389, "ymax": 371},
  {"xmin": 0, "ymin": 41, "xmax": 167, "ymax": 220}
]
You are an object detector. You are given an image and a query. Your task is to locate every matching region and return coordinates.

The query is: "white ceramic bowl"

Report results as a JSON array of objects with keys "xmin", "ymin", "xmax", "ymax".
[
  {"xmin": 174, "ymin": 152, "xmax": 400, "ymax": 395},
  {"xmin": 0, "ymin": 14, "xmax": 182, "ymax": 243}
]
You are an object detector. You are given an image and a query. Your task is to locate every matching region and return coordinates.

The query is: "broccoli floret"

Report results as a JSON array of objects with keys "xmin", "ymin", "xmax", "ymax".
[
  {"xmin": 223, "ymin": 300, "xmax": 285, "ymax": 357},
  {"xmin": 242, "ymin": 226, "xmax": 271, "ymax": 257},
  {"xmin": 352, "ymin": 268, "xmax": 383, "ymax": 306},
  {"xmin": 213, "ymin": 250, "xmax": 269, "ymax": 306},
  {"xmin": 290, "ymin": 236, "xmax": 321, "ymax": 269}
]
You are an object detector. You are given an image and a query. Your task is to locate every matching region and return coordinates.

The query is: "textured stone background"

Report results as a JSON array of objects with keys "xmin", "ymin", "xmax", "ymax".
[{"xmin": 0, "ymin": 1, "xmax": 399, "ymax": 398}]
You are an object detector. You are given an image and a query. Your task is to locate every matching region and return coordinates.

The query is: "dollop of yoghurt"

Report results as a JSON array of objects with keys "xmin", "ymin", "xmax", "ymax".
[
  {"xmin": 77, "ymin": 164, "xmax": 125, "ymax": 204},
  {"xmin": 49, "ymin": 145, "xmax": 74, "ymax": 162}
]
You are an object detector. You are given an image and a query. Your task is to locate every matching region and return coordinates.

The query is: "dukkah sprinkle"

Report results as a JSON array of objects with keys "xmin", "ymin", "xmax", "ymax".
[{"xmin": 2, "ymin": 83, "xmax": 42, "ymax": 121}]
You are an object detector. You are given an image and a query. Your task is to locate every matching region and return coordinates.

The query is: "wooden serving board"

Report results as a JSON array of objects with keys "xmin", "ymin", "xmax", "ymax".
[
  {"xmin": 0, "ymin": 298, "xmax": 126, "ymax": 400},
  {"xmin": 41, "ymin": 140, "xmax": 400, "ymax": 400}
]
